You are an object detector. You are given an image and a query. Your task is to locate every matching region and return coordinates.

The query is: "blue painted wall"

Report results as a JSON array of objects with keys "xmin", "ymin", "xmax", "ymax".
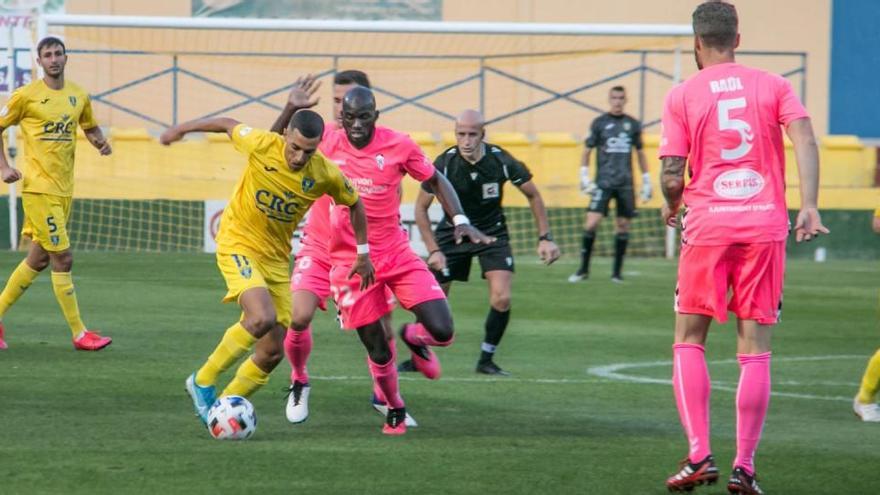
[{"xmin": 829, "ymin": 0, "xmax": 880, "ymax": 138}]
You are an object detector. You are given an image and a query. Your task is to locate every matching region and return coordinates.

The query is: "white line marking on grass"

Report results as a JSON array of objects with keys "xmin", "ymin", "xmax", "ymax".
[
  {"xmin": 311, "ymin": 375, "xmax": 606, "ymax": 385},
  {"xmin": 587, "ymin": 355, "xmax": 866, "ymax": 403}
]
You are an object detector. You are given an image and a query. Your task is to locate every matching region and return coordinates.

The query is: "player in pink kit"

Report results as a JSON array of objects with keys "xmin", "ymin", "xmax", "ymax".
[
  {"xmin": 660, "ymin": 3, "xmax": 828, "ymax": 493},
  {"xmin": 323, "ymin": 86, "xmax": 493, "ymax": 434},
  {"xmin": 267, "ymin": 71, "xmax": 410, "ymax": 426}
]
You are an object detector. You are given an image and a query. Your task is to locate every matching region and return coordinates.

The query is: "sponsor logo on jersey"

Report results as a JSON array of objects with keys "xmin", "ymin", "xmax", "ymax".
[
  {"xmin": 40, "ymin": 114, "xmax": 75, "ymax": 141},
  {"xmin": 255, "ymin": 189, "xmax": 301, "ymax": 222},
  {"xmin": 605, "ymin": 132, "xmax": 632, "ymax": 154},
  {"xmin": 301, "ymin": 177, "xmax": 315, "ymax": 193},
  {"xmin": 482, "ymin": 182, "xmax": 500, "ymax": 199},
  {"xmin": 605, "ymin": 123, "xmax": 615, "ymax": 130},
  {"xmin": 712, "ymin": 168, "xmax": 765, "ymax": 199},
  {"xmin": 39, "ymin": 98, "xmax": 49, "ymax": 104}
]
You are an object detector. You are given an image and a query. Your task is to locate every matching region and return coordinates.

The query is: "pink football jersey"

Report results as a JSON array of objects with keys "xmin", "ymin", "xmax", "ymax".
[
  {"xmin": 320, "ymin": 126, "xmax": 435, "ymax": 262},
  {"xmin": 659, "ymin": 63, "xmax": 809, "ymax": 245}
]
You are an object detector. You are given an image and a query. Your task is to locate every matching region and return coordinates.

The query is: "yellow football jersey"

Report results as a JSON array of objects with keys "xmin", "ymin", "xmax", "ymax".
[
  {"xmin": 217, "ymin": 124, "xmax": 358, "ymax": 261},
  {"xmin": 0, "ymin": 79, "xmax": 98, "ymax": 197}
]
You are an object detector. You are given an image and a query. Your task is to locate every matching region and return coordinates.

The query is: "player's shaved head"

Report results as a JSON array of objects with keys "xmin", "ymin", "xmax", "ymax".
[
  {"xmin": 456, "ymin": 109, "xmax": 485, "ymax": 130},
  {"xmin": 692, "ymin": 1, "xmax": 738, "ymax": 50},
  {"xmin": 454, "ymin": 109, "xmax": 486, "ymax": 163},
  {"xmin": 289, "ymin": 109, "xmax": 324, "ymax": 139},
  {"xmin": 341, "ymin": 86, "xmax": 379, "ymax": 148}
]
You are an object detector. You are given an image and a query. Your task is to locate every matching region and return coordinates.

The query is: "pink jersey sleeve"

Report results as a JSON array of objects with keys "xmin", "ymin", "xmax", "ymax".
[
  {"xmin": 774, "ymin": 76, "xmax": 809, "ymax": 126},
  {"xmin": 402, "ymin": 138, "xmax": 435, "ymax": 182},
  {"xmin": 659, "ymin": 85, "xmax": 690, "ymax": 158}
]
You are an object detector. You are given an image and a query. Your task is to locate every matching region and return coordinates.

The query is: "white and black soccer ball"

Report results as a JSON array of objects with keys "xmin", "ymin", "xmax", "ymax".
[{"xmin": 207, "ymin": 395, "xmax": 257, "ymax": 440}]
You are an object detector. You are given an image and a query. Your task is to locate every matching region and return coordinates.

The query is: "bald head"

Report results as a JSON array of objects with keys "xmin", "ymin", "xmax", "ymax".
[
  {"xmin": 454, "ymin": 109, "xmax": 486, "ymax": 163},
  {"xmin": 341, "ymin": 86, "xmax": 378, "ymax": 148},
  {"xmin": 456, "ymin": 109, "xmax": 485, "ymax": 129}
]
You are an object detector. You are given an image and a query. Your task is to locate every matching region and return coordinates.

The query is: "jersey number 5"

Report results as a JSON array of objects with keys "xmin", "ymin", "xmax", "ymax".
[{"xmin": 717, "ymin": 97, "xmax": 754, "ymax": 160}]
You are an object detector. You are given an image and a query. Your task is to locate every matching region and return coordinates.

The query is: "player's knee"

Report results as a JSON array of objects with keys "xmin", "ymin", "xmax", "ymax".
[
  {"xmin": 49, "ymin": 251, "xmax": 73, "ymax": 272},
  {"xmin": 27, "ymin": 254, "xmax": 50, "ymax": 272},
  {"xmin": 368, "ymin": 347, "xmax": 393, "ymax": 365},
  {"xmin": 490, "ymin": 294, "xmax": 511, "ymax": 312},
  {"xmin": 289, "ymin": 313, "xmax": 313, "ymax": 331},
  {"xmin": 424, "ymin": 319, "xmax": 454, "ymax": 345},
  {"xmin": 246, "ymin": 312, "xmax": 277, "ymax": 337}
]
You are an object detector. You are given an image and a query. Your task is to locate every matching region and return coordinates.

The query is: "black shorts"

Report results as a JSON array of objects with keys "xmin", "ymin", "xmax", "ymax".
[
  {"xmin": 432, "ymin": 238, "xmax": 514, "ymax": 283},
  {"xmin": 588, "ymin": 186, "xmax": 636, "ymax": 218}
]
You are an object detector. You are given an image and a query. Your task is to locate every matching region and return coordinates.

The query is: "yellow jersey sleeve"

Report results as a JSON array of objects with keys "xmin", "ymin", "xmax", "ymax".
[
  {"xmin": 79, "ymin": 94, "xmax": 98, "ymax": 131},
  {"xmin": 0, "ymin": 86, "xmax": 26, "ymax": 129},
  {"xmin": 231, "ymin": 123, "xmax": 275, "ymax": 158},
  {"xmin": 874, "ymin": 207, "xmax": 880, "ymax": 218},
  {"xmin": 323, "ymin": 160, "xmax": 359, "ymax": 207}
]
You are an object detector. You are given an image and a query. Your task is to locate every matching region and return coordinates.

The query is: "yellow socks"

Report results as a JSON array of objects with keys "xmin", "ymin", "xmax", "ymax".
[
  {"xmin": 857, "ymin": 349, "xmax": 880, "ymax": 404},
  {"xmin": 0, "ymin": 260, "xmax": 41, "ymax": 317},
  {"xmin": 222, "ymin": 356, "xmax": 270, "ymax": 398},
  {"xmin": 195, "ymin": 322, "xmax": 256, "ymax": 387},
  {"xmin": 50, "ymin": 271, "xmax": 87, "ymax": 337}
]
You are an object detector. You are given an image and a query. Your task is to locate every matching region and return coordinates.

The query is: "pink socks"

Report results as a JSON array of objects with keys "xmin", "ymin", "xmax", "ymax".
[
  {"xmin": 368, "ymin": 338, "xmax": 404, "ymax": 409},
  {"xmin": 734, "ymin": 352, "xmax": 771, "ymax": 476},
  {"xmin": 672, "ymin": 343, "xmax": 712, "ymax": 463},
  {"xmin": 284, "ymin": 326, "xmax": 313, "ymax": 384}
]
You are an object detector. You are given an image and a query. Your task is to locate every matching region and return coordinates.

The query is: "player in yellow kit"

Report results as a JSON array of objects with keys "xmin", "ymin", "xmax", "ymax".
[
  {"xmin": 853, "ymin": 205, "xmax": 880, "ymax": 422},
  {"xmin": 160, "ymin": 109, "xmax": 374, "ymax": 425},
  {"xmin": 0, "ymin": 37, "xmax": 112, "ymax": 351}
]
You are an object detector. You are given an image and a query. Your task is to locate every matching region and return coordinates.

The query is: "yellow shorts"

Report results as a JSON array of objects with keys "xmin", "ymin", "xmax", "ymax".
[
  {"xmin": 216, "ymin": 252, "xmax": 291, "ymax": 328},
  {"xmin": 21, "ymin": 193, "xmax": 72, "ymax": 252}
]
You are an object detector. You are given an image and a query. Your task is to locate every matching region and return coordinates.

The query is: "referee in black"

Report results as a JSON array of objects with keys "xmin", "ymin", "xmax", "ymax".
[
  {"xmin": 569, "ymin": 85, "xmax": 651, "ymax": 283},
  {"xmin": 408, "ymin": 109, "xmax": 560, "ymax": 376}
]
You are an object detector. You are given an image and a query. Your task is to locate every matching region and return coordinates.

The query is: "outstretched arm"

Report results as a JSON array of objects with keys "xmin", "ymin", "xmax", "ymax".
[
  {"xmin": 159, "ymin": 117, "xmax": 240, "ymax": 145},
  {"xmin": 84, "ymin": 126, "xmax": 112, "ymax": 155},
  {"xmin": 346, "ymin": 198, "xmax": 375, "ymax": 290},
  {"xmin": 660, "ymin": 156, "xmax": 686, "ymax": 227},
  {"xmin": 269, "ymin": 75, "xmax": 322, "ymax": 135},
  {"xmin": 518, "ymin": 181, "xmax": 560, "ymax": 264},
  {"xmin": 414, "ymin": 188, "xmax": 446, "ymax": 272},
  {"xmin": 423, "ymin": 170, "xmax": 495, "ymax": 245},
  {"xmin": 786, "ymin": 117, "xmax": 829, "ymax": 242}
]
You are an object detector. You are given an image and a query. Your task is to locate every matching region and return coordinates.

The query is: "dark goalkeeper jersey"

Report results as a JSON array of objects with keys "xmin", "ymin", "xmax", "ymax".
[
  {"xmin": 585, "ymin": 112, "xmax": 643, "ymax": 189},
  {"xmin": 423, "ymin": 143, "xmax": 533, "ymax": 241}
]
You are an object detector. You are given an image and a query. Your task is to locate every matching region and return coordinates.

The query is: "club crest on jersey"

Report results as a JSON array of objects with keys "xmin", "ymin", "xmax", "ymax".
[
  {"xmin": 301, "ymin": 177, "xmax": 315, "ymax": 193},
  {"xmin": 470, "ymin": 172, "xmax": 478, "ymax": 180},
  {"xmin": 68, "ymin": 96, "xmax": 76, "ymax": 107},
  {"xmin": 50, "ymin": 235, "xmax": 59, "ymax": 246},
  {"xmin": 343, "ymin": 178, "xmax": 354, "ymax": 194},
  {"xmin": 375, "ymin": 154, "xmax": 385, "ymax": 171},
  {"xmin": 623, "ymin": 122, "xmax": 631, "ymax": 131}
]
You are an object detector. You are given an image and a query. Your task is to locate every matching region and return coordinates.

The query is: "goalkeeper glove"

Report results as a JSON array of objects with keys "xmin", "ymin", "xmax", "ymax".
[
  {"xmin": 579, "ymin": 167, "xmax": 596, "ymax": 195},
  {"xmin": 640, "ymin": 172, "xmax": 653, "ymax": 202}
]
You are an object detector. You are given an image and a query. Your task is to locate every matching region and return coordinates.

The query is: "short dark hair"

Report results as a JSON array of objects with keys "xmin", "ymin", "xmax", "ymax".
[
  {"xmin": 334, "ymin": 70, "xmax": 371, "ymax": 89},
  {"xmin": 692, "ymin": 1, "xmax": 738, "ymax": 50},
  {"xmin": 610, "ymin": 85, "xmax": 626, "ymax": 94},
  {"xmin": 289, "ymin": 109, "xmax": 324, "ymax": 139},
  {"xmin": 37, "ymin": 36, "xmax": 66, "ymax": 56}
]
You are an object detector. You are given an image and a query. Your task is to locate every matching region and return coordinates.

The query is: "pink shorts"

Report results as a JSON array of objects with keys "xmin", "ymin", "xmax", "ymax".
[
  {"xmin": 330, "ymin": 249, "xmax": 446, "ymax": 330},
  {"xmin": 291, "ymin": 247, "xmax": 332, "ymax": 311},
  {"xmin": 675, "ymin": 241, "xmax": 786, "ymax": 325}
]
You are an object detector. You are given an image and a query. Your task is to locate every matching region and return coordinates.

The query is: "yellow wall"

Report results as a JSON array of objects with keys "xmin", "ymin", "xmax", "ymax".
[{"xmin": 3, "ymin": 129, "xmax": 874, "ymax": 209}]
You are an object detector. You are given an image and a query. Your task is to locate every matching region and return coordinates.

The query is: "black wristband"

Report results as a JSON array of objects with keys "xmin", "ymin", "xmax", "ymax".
[
  {"xmin": 429, "ymin": 249, "xmax": 442, "ymax": 256},
  {"xmin": 538, "ymin": 233, "xmax": 553, "ymax": 242}
]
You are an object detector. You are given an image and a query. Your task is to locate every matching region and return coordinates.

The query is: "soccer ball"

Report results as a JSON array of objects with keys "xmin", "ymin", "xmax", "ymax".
[{"xmin": 207, "ymin": 395, "xmax": 257, "ymax": 440}]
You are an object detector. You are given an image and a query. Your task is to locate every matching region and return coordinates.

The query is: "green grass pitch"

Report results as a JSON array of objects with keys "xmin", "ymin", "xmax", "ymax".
[{"xmin": 0, "ymin": 253, "xmax": 877, "ymax": 494}]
